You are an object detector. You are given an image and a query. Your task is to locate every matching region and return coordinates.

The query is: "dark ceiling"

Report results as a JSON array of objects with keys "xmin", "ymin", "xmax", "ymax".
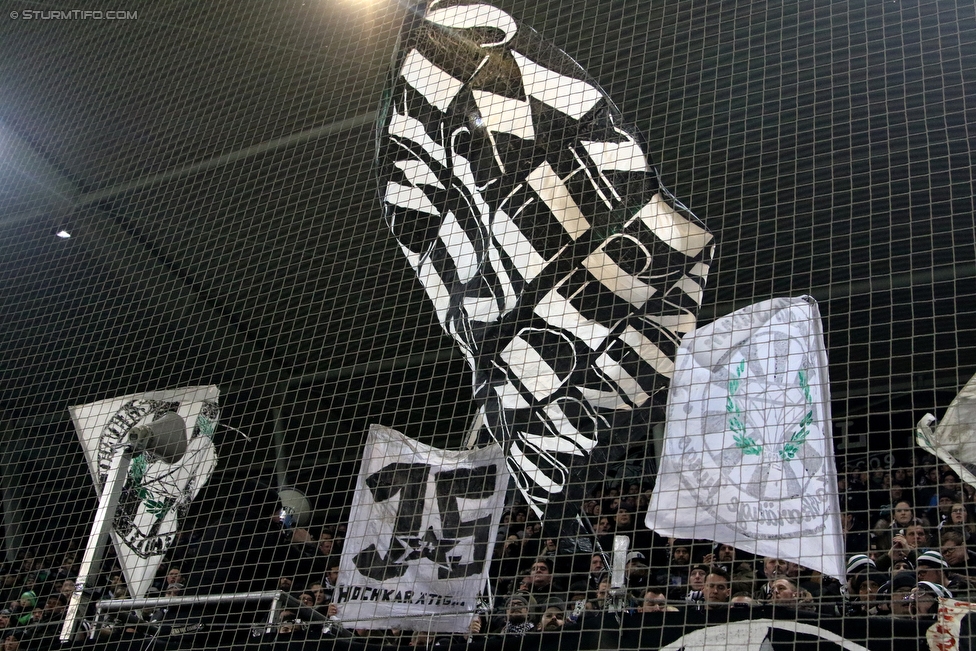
[{"xmin": 1, "ymin": 0, "xmax": 975, "ymax": 556}]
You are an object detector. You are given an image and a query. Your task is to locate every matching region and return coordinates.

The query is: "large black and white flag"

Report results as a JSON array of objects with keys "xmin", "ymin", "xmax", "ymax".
[
  {"xmin": 377, "ymin": 0, "xmax": 714, "ymax": 533},
  {"xmin": 646, "ymin": 297, "xmax": 844, "ymax": 580},
  {"xmin": 69, "ymin": 386, "xmax": 219, "ymax": 599},
  {"xmin": 338, "ymin": 425, "xmax": 509, "ymax": 632}
]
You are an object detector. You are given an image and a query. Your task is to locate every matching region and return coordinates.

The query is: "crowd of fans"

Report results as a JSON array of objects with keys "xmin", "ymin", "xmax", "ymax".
[{"xmin": 0, "ymin": 453, "xmax": 971, "ymax": 649}]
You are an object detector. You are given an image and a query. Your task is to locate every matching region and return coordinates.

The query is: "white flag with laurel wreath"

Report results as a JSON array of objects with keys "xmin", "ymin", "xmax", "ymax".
[
  {"xmin": 70, "ymin": 386, "xmax": 219, "ymax": 600},
  {"xmin": 646, "ymin": 296, "xmax": 845, "ymax": 579}
]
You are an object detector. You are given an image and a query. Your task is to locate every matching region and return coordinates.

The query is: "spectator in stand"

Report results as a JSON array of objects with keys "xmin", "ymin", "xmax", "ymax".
[
  {"xmin": 937, "ymin": 473, "xmax": 963, "ymax": 504},
  {"xmin": 637, "ymin": 587, "xmax": 676, "ymax": 613},
  {"xmin": 276, "ymin": 576, "xmax": 295, "ymax": 594},
  {"xmin": 594, "ymin": 517, "xmax": 614, "ymax": 551},
  {"xmin": 48, "ymin": 553, "xmax": 78, "ymax": 585},
  {"xmin": 658, "ymin": 539, "xmax": 693, "ymax": 591},
  {"xmin": 316, "ymin": 529, "xmax": 338, "ymax": 558},
  {"xmin": 845, "ymin": 554, "xmax": 876, "ymax": 592},
  {"xmin": 872, "ymin": 484, "xmax": 907, "ymax": 528},
  {"xmin": 589, "ymin": 578, "xmax": 612, "ymax": 611},
  {"xmin": 948, "ymin": 503, "xmax": 976, "ymax": 545},
  {"xmin": 927, "ymin": 492, "xmax": 959, "ymax": 529},
  {"xmin": 304, "ymin": 579, "xmax": 322, "ymax": 600},
  {"xmin": 684, "ymin": 565, "xmax": 709, "ymax": 605},
  {"xmin": 911, "ymin": 581, "xmax": 953, "ymax": 620},
  {"xmin": 620, "ymin": 494, "xmax": 638, "ymax": 515},
  {"xmin": 964, "ymin": 483, "xmax": 976, "ymax": 505},
  {"xmin": 612, "ymin": 507, "xmax": 653, "ymax": 550},
  {"xmin": 323, "ymin": 562, "xmax": 340, "ymax": 601},
  {"xmin": 56, "ymin": 578, "xmax": 76, "ymax": 607},
  {"xmin": 702, "ymin": 568, "xmax": 731, "ymax": 611},
  {"xmin": 868, "ymin": 467, "xmax": 887, "ymax": 490},
  {"xmin": 291, "ymin": 526, "xmax": 342, "ymax": 581},
  {"xmin": 25, "ymin": 593, "xmax": 68, "ymax": 650},
  {"xmin": 2, "ymin": 629, "xmax": 24, "ymax": 651},
  {"xmin": 541, "ymin": 537, "xmax": 558, "ymax": 559},
  {"xmin": 517, "ymin": 557, "xmax": 561, "ymax": 601},
  {"xmin": 584, "ymin": 554, "xmax": 606, "ymax": 592},
  {"xmin": 703, "ymin": 544, "xmax": 737, "ymax": 574},
  {"xmin": 879, "ymin": 520, "xmax": 931, "ymax": 571},
  {"xmin": 916, "ymin": 550, "xmax": 950, "ymax": 588},
  {"xmin": 891, "ymin": 466, "xmax": 909, "ymax": 485},
  {"xmin": 42, "ymin": 593, "xmax": 66, "ymax": 620},
  {"xmin": 13, "ymin": 591, "xmax": 37, "ymax": 626},
  {"xmin": 539, "ymin": 602, "xmax": 566, "ymax": 632},
  {"xmin": 848, "ymin": 571, "xmax": 884, "ymax": 616},
  {"xmin": 755, "ymin": 557, "xmax": 799, "ymax": 601},
  {"xmin": 499, "ymin": 510, "xmax": 512, "ymax": 531},
  {"xmin": 624, "ymin": 552, "xmax": 649, "ymax": 592},
  {"xmin": 153, "ymin": 565, "xmax": 185, "ymax": 594},
  {"xmin": 873, "ymin": 500, "xmax": 916, "ymax": 550},
  {"xmin": 941, "ymin": 527, "xmax": 976, "ymax": 576},
  {"xmin": 905, "ymin": 521, "xmax": 931, "ymax": 549},
  {"xmin": 767, "ymin": 578, "xmax": 799, "ymax": 608},
  {"xmin": 491, "ymin": 594, "xmax": 536, "ymax": 635},
  {"xmin": 892, "ymin": 559, "xmax": 914, "ymax": 573},
  {"xmin": 614, "ymin": 508, "xmax": 634, "ymax": 533},
  {"xmin": 269, "ymin": 608, "xmax": 308, "ymax": 645},
  {"xmin": 886, "ymin": 571, "xmax": 917, "ymax": 618}
]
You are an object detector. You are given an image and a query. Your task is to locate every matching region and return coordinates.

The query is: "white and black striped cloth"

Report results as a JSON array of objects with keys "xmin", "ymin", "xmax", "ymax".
[{"xmin": 377, "ymin": 0, "xmax": 715, "ymax": 534}]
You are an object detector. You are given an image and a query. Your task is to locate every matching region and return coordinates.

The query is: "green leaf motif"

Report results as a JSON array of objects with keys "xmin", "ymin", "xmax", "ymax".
[
  {"xmin": 197, "ymin": 415, "xmax": 215, "ymax": 439},
  {"xmin": 727, "ymin": 360, "xmax": 761, "ymax": 454},
  {"xmin": 798, "ymin": 369, "xmax": 813, "ymax": 403},
  {"xmin": 129, "ymin": 454, "xmax": 148, "ymax": 484},
  {"xmin": 136, "ymin": 487, "xmax": 170, "ymax": 519},
  {"xmin": 733, "ymin": 433, "xmax": 763, "ymax": 456}
]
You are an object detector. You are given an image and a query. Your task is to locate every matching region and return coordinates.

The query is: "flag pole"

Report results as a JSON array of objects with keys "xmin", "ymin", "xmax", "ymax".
[{"xmin": 60, "ymin": 444, "xmax": 132, "ymax": 642}]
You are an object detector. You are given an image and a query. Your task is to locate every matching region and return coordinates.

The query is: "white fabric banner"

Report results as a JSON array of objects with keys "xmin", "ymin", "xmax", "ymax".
[
  {"xmin": 69, "ymin": 386, "xmax": 219, "ymax": 599},
  {"xmin": 928, "ymin": 598, "xmax": 976, "ymax": 651},
  {"xmin": 646, "ymin": 296, "xmax": 845, "ymax": 579},
  {"xmin": 338, "ymin": 425, "xmax": 509, "ymax": 632},
  {"xmin": 917, "ymin": 373, "xmax": 976, "ymax": 490}
]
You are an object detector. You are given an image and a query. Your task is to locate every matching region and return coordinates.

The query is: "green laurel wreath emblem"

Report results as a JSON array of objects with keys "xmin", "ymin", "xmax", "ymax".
[{"xmin": 727, "ymin": 362, "xmax": 814, "ymax": 459}]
